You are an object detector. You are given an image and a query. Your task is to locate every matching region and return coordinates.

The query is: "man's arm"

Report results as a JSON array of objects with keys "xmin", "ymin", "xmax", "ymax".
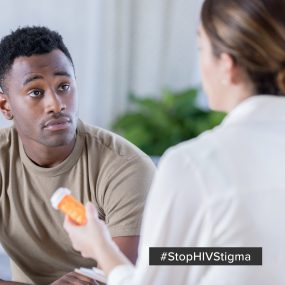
[
  {"xmin": 101, "ymin": 155, "xmax": 154, "ymax": 267},
  {"xmin": 0, "ymin": 272, "xmax": 98, "ymax": 285},
  {"xmin": 112, "ymin": 236, "xmax": 139, "ymax": 264},
  {"xmin": 0, "ymin": 281, "xmax": 30, "ymax": 285}
]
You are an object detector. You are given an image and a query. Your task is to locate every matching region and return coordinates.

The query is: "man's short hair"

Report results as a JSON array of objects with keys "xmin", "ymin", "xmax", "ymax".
[{"xmin": 0, "ymin": 26, "xmax": 73, "ymax": 90}]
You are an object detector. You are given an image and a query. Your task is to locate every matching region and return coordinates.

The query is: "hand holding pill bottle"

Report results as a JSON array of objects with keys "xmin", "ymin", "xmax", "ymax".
[{"xmin": 50, "ymin": 187, "xmax": 87, "ymax": 225}]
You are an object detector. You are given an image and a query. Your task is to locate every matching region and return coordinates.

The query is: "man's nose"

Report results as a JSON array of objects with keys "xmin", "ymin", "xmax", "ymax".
[{"xmin": 44, "ymin": 89, "xmax": 66, "ymax": 114}]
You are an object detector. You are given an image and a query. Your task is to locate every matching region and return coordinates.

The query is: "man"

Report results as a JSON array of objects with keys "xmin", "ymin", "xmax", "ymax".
[{"xmin": 0, "ymin": 26, "xmax": 155, "ymax": 285}]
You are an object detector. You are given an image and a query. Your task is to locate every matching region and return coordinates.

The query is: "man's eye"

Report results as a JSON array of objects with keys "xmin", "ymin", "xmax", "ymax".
[
  {"xmin": 28, "ymin": 90, "xmax": 43, "ymax": 98},
  {"xmin": 59, "ymin": 84, "xmax": 70, "ymax": 91}
]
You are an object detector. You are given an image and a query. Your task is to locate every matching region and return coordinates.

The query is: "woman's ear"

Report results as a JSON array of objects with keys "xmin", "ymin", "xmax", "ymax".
[
  {"xmin": 219, "ymin": 52, "xmax": 236, "ymax": 86},
  {"xmin": 0, "ymin": 90, "xmax": 13, "ymax": 120}
]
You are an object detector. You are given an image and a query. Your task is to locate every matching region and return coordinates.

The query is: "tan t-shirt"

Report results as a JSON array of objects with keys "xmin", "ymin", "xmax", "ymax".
[{"xmin": 0, "ymin": 120, "xmax": 155, "ymax": 285}]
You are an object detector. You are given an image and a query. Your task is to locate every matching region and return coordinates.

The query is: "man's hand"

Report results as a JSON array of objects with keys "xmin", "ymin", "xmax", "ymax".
[{"xmin": 50, "ymin": 272, "xmax": 98, "ymax": 285}]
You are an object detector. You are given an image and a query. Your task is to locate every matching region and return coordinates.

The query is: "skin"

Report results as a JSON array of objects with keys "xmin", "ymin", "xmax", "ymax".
[
  {"xmin": 197, "ymin": 25, "xmax": 254, "ymax": 112},
  {"xmin": 0, "ymin": 49, "xmax": 78, "ymax": 167},
  {"xmin": 64, "ymin": 203, "xmax": 131, "ymax": 276},
  {"xmin": 63, "ymin": 25, "xmax": 258, "ymax": 279},
  {"xmin": 0, "ymin": 49, "xmax": 139, "ymax": 284}
]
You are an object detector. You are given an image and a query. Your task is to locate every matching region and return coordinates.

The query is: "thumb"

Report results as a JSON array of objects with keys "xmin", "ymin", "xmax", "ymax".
[{"xmin": 85, "ymin": 202, "xmax": 99, "ymax": 222}]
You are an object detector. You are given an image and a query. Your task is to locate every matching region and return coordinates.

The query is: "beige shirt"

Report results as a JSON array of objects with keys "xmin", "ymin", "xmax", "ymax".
[{"xmin": 0, "ymin": 120, "xmax": 155, "ymax": 285}]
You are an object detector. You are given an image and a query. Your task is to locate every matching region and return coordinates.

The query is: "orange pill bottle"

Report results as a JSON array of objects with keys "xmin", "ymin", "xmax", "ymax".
[{"xmin": 50, "ymin": 187, "xmax": 87, "ymax": 225}]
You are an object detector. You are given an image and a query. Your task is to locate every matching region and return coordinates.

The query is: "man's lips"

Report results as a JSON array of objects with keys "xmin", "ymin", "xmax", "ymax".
[{"xmin": 43, "ymin": 117, "xmax": 71, "ymax": 131}]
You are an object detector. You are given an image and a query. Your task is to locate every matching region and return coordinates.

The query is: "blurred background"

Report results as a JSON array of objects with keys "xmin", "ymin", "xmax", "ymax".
[
  {"xmin": 0, "ymin": 0, "xmax": 204, "ymax": 129},
  {"xmin": 0, "ymin": 0, "xmax": 223, "ymax": 280}
]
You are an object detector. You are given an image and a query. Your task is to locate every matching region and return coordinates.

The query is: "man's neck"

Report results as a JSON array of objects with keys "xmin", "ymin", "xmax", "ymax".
[{"xmin": 22, "ymin": 137, "xmax": 76, "ymax": 168}]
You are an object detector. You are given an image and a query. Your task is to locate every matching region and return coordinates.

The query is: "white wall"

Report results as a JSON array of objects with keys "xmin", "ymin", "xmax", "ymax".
[
  {"xmin": 0, "ymin": 0, "xmax": 203, "ymax": 278},
  {"xmin": 131, "ymin": 0, "xmax": 202, "ymax": 96},
  {"xmin": 0, "ymin": 0, "xmax": 203, "ymax": 129}
]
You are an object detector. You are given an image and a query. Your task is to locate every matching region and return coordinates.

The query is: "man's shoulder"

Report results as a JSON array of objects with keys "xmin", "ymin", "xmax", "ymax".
[
  {"xmin": 0, "ymin": 125, "xmax": 13, "ymax": 135},
  {"xmin": 77, "ymin": 120, "xmax": 152, "ymax": 162},
  {"xmin": 0, "ymin": 127, "xmax": 18, "ymax": 171},
  {"xmin": 0, "ymin": 126, "xmax": 15, "ymax": 148}
]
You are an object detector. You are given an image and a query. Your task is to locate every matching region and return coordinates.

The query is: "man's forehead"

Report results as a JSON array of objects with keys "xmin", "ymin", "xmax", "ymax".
[{"xmin": 9, "ymin": 50, "xmax": 73, "ymax": 79}]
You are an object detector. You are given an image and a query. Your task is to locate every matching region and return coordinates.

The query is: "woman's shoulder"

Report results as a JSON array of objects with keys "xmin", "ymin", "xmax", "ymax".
[{"xmin": 162, "ymin": 125, "xmax": 226, "ymax": 164}]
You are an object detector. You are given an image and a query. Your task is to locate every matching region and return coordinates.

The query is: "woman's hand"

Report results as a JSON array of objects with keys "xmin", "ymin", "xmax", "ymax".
[
  {"xmin": 64, "ymin": 202, "xmax": 132, "ymax": 276},
  {"xmin": 63, "ymin": 202, "xmax": 113, "ymax": 261}
]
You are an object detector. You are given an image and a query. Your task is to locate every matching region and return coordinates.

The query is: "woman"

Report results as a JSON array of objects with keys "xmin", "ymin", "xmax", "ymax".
[{"xmin": 64, "ymin": 0, "xmax": 285, "ymax": 284}]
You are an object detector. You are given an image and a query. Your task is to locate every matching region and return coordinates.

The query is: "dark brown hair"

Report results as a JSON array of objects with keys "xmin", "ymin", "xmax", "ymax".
[{"xmin": 201, "ymin": 0, "xmax": 285, "ymax": 95}]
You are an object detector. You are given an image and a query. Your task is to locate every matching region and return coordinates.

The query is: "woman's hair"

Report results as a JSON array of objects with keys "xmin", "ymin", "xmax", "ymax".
[{"xmin": 201, "ymin": 0, "xmax": 285, "ymax": 95}]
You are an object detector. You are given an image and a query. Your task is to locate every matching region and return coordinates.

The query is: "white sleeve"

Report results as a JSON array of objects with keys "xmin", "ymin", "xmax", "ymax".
[
  {"xmin": 108, "ymin": 147, "xmax": 209, "ymax": 285},
  {"xmin": 108, "ymin": 264, "xmax": 135, "ymax": 284}
]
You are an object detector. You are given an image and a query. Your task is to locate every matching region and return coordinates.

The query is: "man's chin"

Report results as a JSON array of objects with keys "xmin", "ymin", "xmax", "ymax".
[{"xmin": 41, "ymin": 133, "xmax": 76, "ymax": 148}]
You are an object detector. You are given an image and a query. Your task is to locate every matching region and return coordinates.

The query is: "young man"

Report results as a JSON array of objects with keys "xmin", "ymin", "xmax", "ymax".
[{"xmin": 0, "ymin": 26, "xmax": 155, "ymax": 285}]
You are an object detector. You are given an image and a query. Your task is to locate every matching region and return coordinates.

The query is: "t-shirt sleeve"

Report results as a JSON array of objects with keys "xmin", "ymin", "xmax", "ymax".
[{"xmin": 102, "ymin": 155, "xmax": 156, "ymax": 237}]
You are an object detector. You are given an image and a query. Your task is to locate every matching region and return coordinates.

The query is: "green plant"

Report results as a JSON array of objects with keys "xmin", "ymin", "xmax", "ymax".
[{"xmin": 112, "ymin": 88, "xmax": 226, "ymax": 156}]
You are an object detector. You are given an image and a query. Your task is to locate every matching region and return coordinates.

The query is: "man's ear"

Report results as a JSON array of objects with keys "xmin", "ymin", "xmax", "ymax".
[{"xmin": 0, "ymin": 89, "xmax": 13, "ymax": 120}]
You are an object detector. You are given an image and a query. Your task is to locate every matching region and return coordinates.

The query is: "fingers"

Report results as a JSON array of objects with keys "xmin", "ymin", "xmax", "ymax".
[
  {"xmin": 69, "ymin": 272, "xmax": 94, "ymax": 283},
  {"xmin": 85, "ymin": 202, "xmax": 99, "ymax": 221},
  {"xmin": 70, "ymin": 272, "xmax": 98, "ymax": 285},
  {"xmin": 63, "ymin": 215, "xmax": 74, "ymax": 231},
  {"xmin": 63, "ymin": 202, "xmax": 98, "ymax": 230},
  {"xmin": 55, "ymin": 272, "xmax": 95, "ymax": 285}
]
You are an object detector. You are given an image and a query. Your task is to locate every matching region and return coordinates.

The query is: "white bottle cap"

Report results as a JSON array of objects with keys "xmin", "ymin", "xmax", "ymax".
[{"xmin": 50, "ymin": 187, "xmax": 71, "ymax": 209}]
